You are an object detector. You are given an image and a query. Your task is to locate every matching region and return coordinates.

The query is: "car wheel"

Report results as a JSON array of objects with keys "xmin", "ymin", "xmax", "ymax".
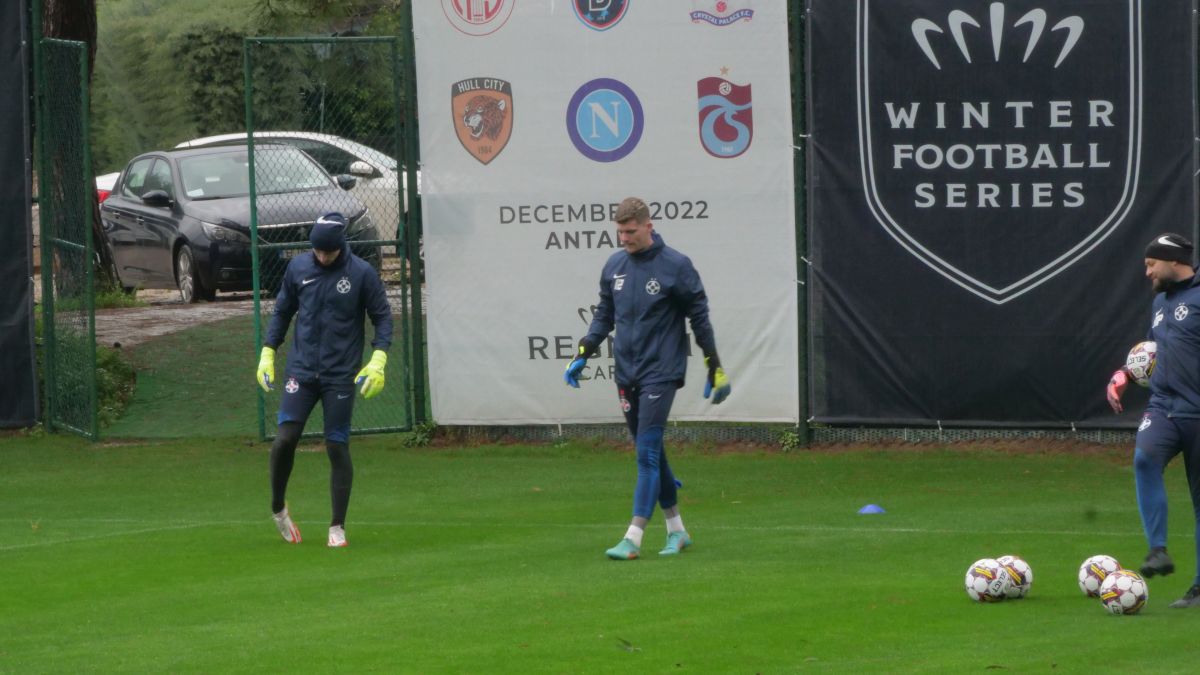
[{"xmin": 175, "ymin": 245, "xmax": 214, "ymax": 303}]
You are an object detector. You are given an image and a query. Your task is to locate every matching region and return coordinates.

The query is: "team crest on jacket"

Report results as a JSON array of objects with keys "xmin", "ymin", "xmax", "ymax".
[
  {"xmin": 574, "ymin": 0, "xmax": 629, "ymax": 31},
  {"xmin": 285, "ymin": 377, "xmax": 299, "ymax": 394},
  {"xmin": 337, "ymin": 277, "xmax": 352, "ymax": 294},
  {"xmin": 857, "ymin": 0, "xmax": 1142, "ymax": 304},
  {"xmin": 645, "ymin": 278, "xmax": 661, "ymax": 295},
  {"xmin": 453, "ymin": 78, "xmax": 513, "ymax": 165},
  {"xmin": 1176, "ymin": 304, "xmax": 1189, "ymax": 321},
  {"xmin": 441, "ymin": 0, "xmax": 515, "ymax": 36},
  {"xmin": 698, "ymin": 76, "xmax": 752, "ymax": 158}
]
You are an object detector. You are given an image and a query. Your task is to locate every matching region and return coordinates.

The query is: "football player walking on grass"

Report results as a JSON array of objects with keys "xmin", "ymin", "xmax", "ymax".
[
  {"xmin": 564, "ymin": 197, "xmax": 731, "ymax": 560},
  {"xmin": 1107, "ymin": 233, "xmax": 1200, "ymax": 607},
  {"xmin": 255, "ymin": 213, "xmax": 392, "ymax": 548}
]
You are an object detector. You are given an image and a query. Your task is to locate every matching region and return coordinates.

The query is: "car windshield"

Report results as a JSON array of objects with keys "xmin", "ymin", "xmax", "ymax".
[{"xmin": 179, "ymin": 147, "xmax": 334, "ymax": 200}]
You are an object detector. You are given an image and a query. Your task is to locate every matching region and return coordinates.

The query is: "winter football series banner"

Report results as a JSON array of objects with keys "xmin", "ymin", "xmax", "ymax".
[{"xmin": 808, "ymin": 0, "xmax": 1196, "ymax": 426}]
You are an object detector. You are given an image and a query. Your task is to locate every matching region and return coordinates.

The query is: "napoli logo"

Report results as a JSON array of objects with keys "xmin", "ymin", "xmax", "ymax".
[
  {"xmin": 1176, "ymin": 304, "xmax": 1189, "ymax": 321},
  {"xmin": 566, "ymin": 78, "xmax": 643, "ymax": 162},
  {"xmin": 574, "ymin": 0, "xmax": 629, "ymax": 31},
  {"xmin": 698, "ymin": 75, "xmax": 752, "ymax": 158},
  {"xmin": 452, "ymin": 78, "xmax": 513, "ymax": 165},
  {"xmin": 645, "ymin": 278, "xmax": 660, "ymax": 295},
  {"xmin": 337, "ymin": 277, "xmax": 352, "ymax": 294},
  {"xmin": 690, "ymin": 1, "xmax": 753, "ymax": 26},
  {"xmin": 285, "ymin": 378, "xmax": 299, "ymax": 394},
  {"xmin": 441, "ymin": 0, "xmax": 515, "ymax": 36},
  {"xmin": 1139, "ymin": 415, "xmax": 1152, "ymax": 432},
  {"xmin": 857, "ymin": 0, "xmax": 1142, "ymax": 305}
]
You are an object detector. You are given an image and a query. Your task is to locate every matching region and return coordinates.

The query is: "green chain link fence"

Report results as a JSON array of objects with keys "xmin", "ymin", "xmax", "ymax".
[
  {"xmin": 37, "ymin": 37, "xmax": 98, "ymax": 439},
  {"xmin": 243, "ymin": 35, "xmax": 422, "ymax": 440}
]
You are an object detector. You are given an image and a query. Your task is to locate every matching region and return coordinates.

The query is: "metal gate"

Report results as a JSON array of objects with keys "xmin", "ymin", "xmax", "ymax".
[
  {"xmin": 243, "ymin": 34, "xmax": 424, "ymax": 439},
  {"xmin": 36, "ymin": 36, "xmax": 97, "ymax": 439}
]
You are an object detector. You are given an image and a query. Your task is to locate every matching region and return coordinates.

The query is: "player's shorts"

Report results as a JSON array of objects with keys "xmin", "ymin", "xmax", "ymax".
[{"xmin": 277, "ymin": 375, "xmax": 356, "ymax": 443}]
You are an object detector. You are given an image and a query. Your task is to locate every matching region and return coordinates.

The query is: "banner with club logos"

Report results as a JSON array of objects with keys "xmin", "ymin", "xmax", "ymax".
[
  {"xmin": 413, "ymin": 1, "xmax": 798, "ymax": 424},
  {"xmin": 809, "ymin": 0, "xmax": 1196, "ymax": 426}
]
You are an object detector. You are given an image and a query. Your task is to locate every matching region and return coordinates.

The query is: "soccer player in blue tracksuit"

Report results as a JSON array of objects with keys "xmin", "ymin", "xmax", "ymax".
[
  {"xmin": 564, "ymin": 197, "xmax": 732, "ymax": 560},
  {"xmin": 255, "ymin": 213, "xmax": 393, "ymax": 548},
  {"xmin": 1107, "ymin": 233, "xmax": 1200, "ymax": 607}
]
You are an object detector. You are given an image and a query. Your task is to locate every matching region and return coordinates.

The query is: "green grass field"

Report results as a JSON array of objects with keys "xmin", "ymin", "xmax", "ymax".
[{"xmin": 3, "ymin": 434, "xmax": 1199, "ymax": 672}]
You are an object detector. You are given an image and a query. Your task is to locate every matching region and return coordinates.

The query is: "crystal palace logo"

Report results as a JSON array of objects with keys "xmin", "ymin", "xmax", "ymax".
[
  {"xmin": 857, "ymin": 0, "xmax": 1142, "ymax": 304},
  {"xmin": 691, "ymin": 1, "xmax": 753, "ymax": 27}
]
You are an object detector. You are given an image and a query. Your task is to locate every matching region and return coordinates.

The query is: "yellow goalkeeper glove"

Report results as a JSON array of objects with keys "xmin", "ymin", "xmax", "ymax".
[
  {"xmin": 355, "ymin": 349, "xmax": 388, "ymax": 399},
  {"xmin": 256, "ymin": 346, "xmax": 276, "ymax": 392}
]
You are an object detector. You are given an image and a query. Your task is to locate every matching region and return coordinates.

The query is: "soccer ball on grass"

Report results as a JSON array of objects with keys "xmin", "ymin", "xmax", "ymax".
[
  {"xmin": 1078, "ymin": 554, "xmax": 1121, "ymax": 597},
  {"xmin": 997, "ymin": 555, "xmax": 1033, "ymax": 599},
  {"xmin": 965, "ymin": 558, "xmax": 1011, "ymax": 602},
  {"xmin": 1099, "ymin": 569, "xmax": 1148, "ymax": 615}
]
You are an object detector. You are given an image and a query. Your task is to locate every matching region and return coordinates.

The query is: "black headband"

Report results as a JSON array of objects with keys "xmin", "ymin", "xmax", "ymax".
[{"xmin": 1145, "ymin": 233, "xmax": 1194, "ymax": 265}]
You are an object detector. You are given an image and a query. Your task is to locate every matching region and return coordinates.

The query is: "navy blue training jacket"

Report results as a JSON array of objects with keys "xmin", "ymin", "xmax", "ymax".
[
  {"xmin": 266, "ymin": 243, "xmax": 392, "ymax": 382},
  {"xmin": 1147, "ymin": 274, "xmax": 1200, "ymax": 417},
  {"xmin": 583, "ymin": 233, "xmax": 718, "ymax": 388}
]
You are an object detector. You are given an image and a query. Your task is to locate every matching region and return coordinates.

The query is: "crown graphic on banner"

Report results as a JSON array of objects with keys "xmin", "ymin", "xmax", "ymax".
[{"xmin": 911, "ymin": 4, "xmax": 1084, "ymax": 70}]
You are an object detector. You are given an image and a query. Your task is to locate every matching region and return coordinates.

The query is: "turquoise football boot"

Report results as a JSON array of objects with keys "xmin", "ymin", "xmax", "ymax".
[
  {"xmin": 659, "ymin": 531, "xmax": 692, "ymax": 556},
  {"xmin": 605, "ymin": 538, "xmax": 640, "ymax": 560}
]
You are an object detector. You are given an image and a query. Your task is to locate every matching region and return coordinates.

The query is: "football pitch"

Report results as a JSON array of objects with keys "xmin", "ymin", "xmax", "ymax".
[{"xmin": 3, "ymin": 434, "xmax": 1200, "ymax": 672}]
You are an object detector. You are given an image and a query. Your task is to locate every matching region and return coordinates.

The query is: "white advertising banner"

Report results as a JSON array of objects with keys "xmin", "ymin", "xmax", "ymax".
[{"xmin": 413, "ymin": 1, "xmax": 798, "ymax": 424}]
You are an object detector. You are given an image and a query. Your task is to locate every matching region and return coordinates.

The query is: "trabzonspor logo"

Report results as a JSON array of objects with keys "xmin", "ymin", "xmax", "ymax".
[
  {"xmin": 698, "ymin": 76, "xmax": 753, "ymax": 158},
  {"xmin": 574, "ymin": 0, "xmax": 629, "ymax": 31},
  {"xmin": 442, "ymin": 0, "xmax": 515, "ymax": 36},
  {"xmin": 566, "ymin": 78, "xmax": 643, "ymax": 162}
]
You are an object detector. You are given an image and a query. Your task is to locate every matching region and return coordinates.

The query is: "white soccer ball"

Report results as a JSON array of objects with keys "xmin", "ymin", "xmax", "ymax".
[
  {"xmin": 1079, "ymin": 554, "xmax": 1121, "ymax": 597},
  {"xmin": 965, "ymin": 558, "xmax": 1011, "ymax": 602},
  {"xmin": 997, "ymin": 555, "xmax": 1034, "ymax": 599},
  {"xmin": 1099, "ymin": 569, "xmax": 1148, "ymax": 615},
  {"xmin": 1125, "ymin": 341, "xmax": 1157, "ymax": 387}
]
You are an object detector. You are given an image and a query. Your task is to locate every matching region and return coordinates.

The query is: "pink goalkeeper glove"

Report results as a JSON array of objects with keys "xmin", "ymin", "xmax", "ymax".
[{"xmin": 1107, "ymin": 369, "xmax": 1129, "ymax": 414}]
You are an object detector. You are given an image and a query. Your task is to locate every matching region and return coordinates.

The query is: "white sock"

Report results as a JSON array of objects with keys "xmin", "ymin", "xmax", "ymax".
[
  {"xmin": 665, "ymin": 515, "xmax": 685, "ymax": 533},
  {"xmin": 624, "ymin": 525, "xmax": 644, "ymax": 547}
]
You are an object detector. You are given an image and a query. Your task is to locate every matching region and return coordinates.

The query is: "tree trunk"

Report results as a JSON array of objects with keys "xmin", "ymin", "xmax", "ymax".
[{"xmin": 42, "ymin": 0, "xmax": 118, "ymax": 290}]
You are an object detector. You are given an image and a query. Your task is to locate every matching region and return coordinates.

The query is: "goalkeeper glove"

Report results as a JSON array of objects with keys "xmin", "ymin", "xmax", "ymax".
[
  {"xmin": 355, "ymin": 349, "xmax": 387, "ymax": 399},
  {"xmin": 1106, "ymin": 368, "xmax": 1129, "ymax": 414},
  {"xmin": 704, "ymin": 355, "xmax": 731, "ymax": 405},
  {"xmin": 257, "ymin": 346, "xmax": 276, "ymax": 392},
  {"xmin": 564, "ymin": 344, "xmax": 590, "ymax": 388}
]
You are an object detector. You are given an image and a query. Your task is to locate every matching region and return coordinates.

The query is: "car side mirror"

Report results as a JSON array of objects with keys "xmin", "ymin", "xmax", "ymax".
[
  {"xmin": 142, "ymin": 189, "xmax": 172, "ymax": 207},
  {"xmin": 348, "ymin": 160, "xmax": 374, "ymax": 177},
  {"xmin": 336, "ymin": 174, "xmax": 358, "ymax": 191}
]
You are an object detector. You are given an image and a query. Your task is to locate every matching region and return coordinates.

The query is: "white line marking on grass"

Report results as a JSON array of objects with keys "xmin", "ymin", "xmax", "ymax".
[{"xmin": 0, "ymin": 521, "xmax": 223, "ymax": 552}]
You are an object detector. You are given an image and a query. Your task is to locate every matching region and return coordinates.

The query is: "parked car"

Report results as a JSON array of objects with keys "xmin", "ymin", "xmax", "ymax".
[
  {"xmin": 99, "ymin": 144, "xmax": 379, "ymax": 303},
  {"xmin": 96, "ymin": 171, "xmax": 119, "ymax": 203},
  {"xmin": 176, "ymin": 131, "xmax": 418, "ymax": 232}
]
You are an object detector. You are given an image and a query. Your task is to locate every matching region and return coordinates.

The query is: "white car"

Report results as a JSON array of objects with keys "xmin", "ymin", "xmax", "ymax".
[
  {"xmin": 175, "ymin": 132, "xmax": 419, "ymax": 242},
  {"xmin": 96, "ymin": 171, "xmax": 120, "ymax": 202}
]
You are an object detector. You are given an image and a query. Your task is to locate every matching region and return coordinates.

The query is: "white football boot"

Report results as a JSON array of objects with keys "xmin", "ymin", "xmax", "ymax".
[
  {"xmin": 272, "ymin": 507, "xmax": 302, "ymax": 544},
  {"xmin": 328, "ymin": 525, "xmax": 348, "ymax": 548}
]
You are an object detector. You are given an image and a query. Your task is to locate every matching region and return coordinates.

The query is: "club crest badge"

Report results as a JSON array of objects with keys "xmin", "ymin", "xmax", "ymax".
[
  {"xmin": 566, "ymin": 78, "xmax": 643, "ymax": 163},
  {"xmin": 618, "ymin": 389, "xmax": 631, "ymax": 413},
  {"xmin": 573, "ymin": 0, "xmax": 629, "ymax": 31},
  {"xmin": 690, "ymin": 1, "xmax": 754, "ymax": 26},
  {"xmin": 452, "ymin": 78, "xmax": 514, "ymax": 165},
  {"xmin": 441, "ymin": 0, "xmax": 515, "ymax": 36},
  {"xmin": 857, "ymin": 0, "xmax": 1142, "ymax": 304},
  {"xmin": 645, "ymin": 278, "xmax": 660, "ymax": 295},
  {"xmin": 1176, "ymin": 304, "xmax": 1189, "ymax": 321},
  {"xmin": 698, "ymin": 76, "xmax": 753, "ymax": 158},
  {"xmin": 285, "ymin": 378, "xmax": 299, "ymax": 394},
  {"xmin": 337, "ymin": 277, "xmax": 352, "ymax": 294}
]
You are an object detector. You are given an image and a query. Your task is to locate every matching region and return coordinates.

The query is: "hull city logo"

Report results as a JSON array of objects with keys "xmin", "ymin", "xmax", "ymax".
[
  {"xmin": 691, "ymin": 1, "xmax": 754, "ymax": 26},
  {"xmin": 856, "ymin": 0, "xmax": 1143, "ymax": 304},
  {"xmin": 566, "ymin": 78, "xmax": 644, "ymax": 163},
  {"xmin": 441, "ymin": 0, "xmax": 515, "ymax": 36},
  {"xmin": 453, "ymin": 78, "xmax": 513, "ymax": 165},
  {"xmin": 698, "ymin": 76, "xmax": 752, "ymax": 158},
  {"xmin": 574, "ymin": 0, "xmax": 629, "ymax": 31}
]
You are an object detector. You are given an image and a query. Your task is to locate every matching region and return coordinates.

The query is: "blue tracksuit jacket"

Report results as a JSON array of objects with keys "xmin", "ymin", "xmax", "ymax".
[
  {"xmin": 583, "ymin": 232, "xmax": 718, "ymax": 388},
  {"xmin": 1147, "ymin": 274, "xmax": 1200, "ymax": 418},
  {"xmin": 266, "ymin": 244, "xmax": 392, "ymax": 381}
]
